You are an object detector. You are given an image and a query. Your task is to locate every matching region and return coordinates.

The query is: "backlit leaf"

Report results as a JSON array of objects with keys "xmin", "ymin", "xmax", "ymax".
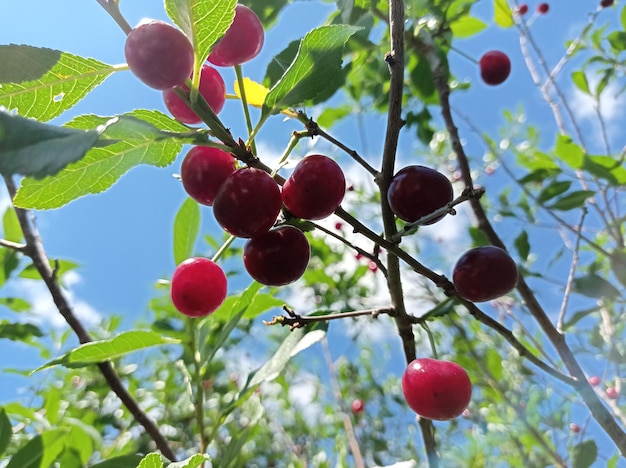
[
  {"xmin": 137, "ymin": 452, "xmax": 164, "ymax": 468},
  {"xmin": 173, "ymin": 197, "xmax": 201, "ymax": 265},
  {"xmin": 89, "ymin": 455, "xmax": 145, "ymax": 468},
  {"xmin": 449, "ymin": 16, "xmax": 487, "ymax": 38},
  {"xmin": 234, "ymin": 77, "xmax": 270, "ymax": 108},
  {"xmin": 493, "ymin": 0, "xmax": 514, "ymax": 28},
  {"xmin": 168, "ymin": 454, "xmax": 211, "ymax": 468}
]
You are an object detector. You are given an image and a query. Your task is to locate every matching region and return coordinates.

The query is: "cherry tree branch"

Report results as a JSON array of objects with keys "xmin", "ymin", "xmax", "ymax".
[
  {"xmin": 264, "ymin": 305, "xmax": 394, "ymax": 330},
  {"xmin": 4, "ymin": 176, "xmax": 178, "ymax": 462}
]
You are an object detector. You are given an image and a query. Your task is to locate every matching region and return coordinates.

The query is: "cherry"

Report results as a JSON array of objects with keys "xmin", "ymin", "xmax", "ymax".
[
  {"xmin": 569, "ymin": 423, "xmax": 581, "ymax": 434},
  {"xmin": 601, "ymin": 0, "xmax": 614, "ymax": 6},
  {"xmin": 479, "ymin": 51, "xmax": 511, "ymax": 86},
  {"xmin": 170, "ymin": 257, "xmax": 227, "ymax": 317},
  {"xmin": 453, "ymin": 246, "xmax": 518, "ymax": 302},
  {"xmin": 163, "ymin": 65, "xmax": 226, "ymax": 124},
  {"xmin": 208, "ymin": 4, "xmax": 264, "ymax": 67},
  {"xmin": 516, "ymin": 4, "xmax": 529, "ymax": 15},
  {"xmin": 402, "ymin": 358, "xmax": 472, "ymax": 421},
  {"xmin": 537, "ymin": 3, "xmax": 549, "ymax": 13},
  {"xmin": 213, "ymin": 167, "xmax": 282, "ymax": 238},
  {"xmin": 125, "ymin": 20, "xmax": 194, "ymax": 91},
  {"xmin": 606, "ymin": 387, "xmax": 620, "ymax": 400},
  {"xmin": 243, "ymin": 226, "xmax": 310, "ymax": 286},
  {"xmin": 180, "ymin": 146, "xmax": 236, "ymax": 206},
  {"xmin": 351, "ymin": 399, "xmax": 365, "ymax": 414},
  {"xmin": 588, "ymin": 376, "xmax": 601, "ymax": 387},
  {"xmin": 387, "ymin": 165, "xmax": 453, "ymax": 224},
  {"xmin": 282, "ymin": 155, "xmax": 346, "ymax": 221}
]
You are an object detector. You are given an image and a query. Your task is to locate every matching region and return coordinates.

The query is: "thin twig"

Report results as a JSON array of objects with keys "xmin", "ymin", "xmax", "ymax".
[
  {"xmin": 263, "ymin": 305, "xmax": 393, "ymax": 330},
  {"xmin": 0, "ymin": 238, "xmax": 27, "ymax": 252},
  {"xmin": 96, "ymin": 0, "xmax": 132, "ymax": 35}
]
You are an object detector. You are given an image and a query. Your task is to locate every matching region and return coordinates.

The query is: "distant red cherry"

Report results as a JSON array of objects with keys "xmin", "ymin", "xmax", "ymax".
[
  {"xmin": 282, "ymin": 155, "xmax": 346, "ymax": 220},
  {"xmin": 537, "ymin": 3, "xmax": 549, "ymax": 13},
  {"xmin": 243, "ymin": 226, "xmax": 310, "ymax": 286},
  {"xmin": 606, "ymin": 387, "xmax": 620, "ymax": 400},
  {"xmin": 516, "ymin": 4, "xmax": 529, "ymax": 15},
  {"xmin": 588, "ymin": 376, "xmax": 601, "ymax": 387},
  {"xmin": 368, "ymin": 261, "xmax": 378, "ymax": 273},
  {"xmin": 208, "ymin": 4, "xmax": 264, "ymax": 67},
  {"xmin": 171, "ymin": 258, "xmax": 227, "ymax": 317},
  {"xmin": 479, "ymin": 51, "xmax": 511, "ymax": 86},
  {"xmin": 163, "ymin": 65, "xmax": 226, "ymax": 124},
  {"xmin": 213, "ymin": 168, "xmax": 282, "ymax": 238},
  {"xmin": 351, "ymin": 399, "xmax": 365, "ymax": 414},
  {"xmin": 180, "ymin": 146, "xmax": 236, "ymax": 206},
  {"xmin": 402, "ymin": 358, "xmax": 472, "ymax": 421},
  {"xmin": 569, "ymin": 423, "xmax": 581, "ymax": 433}
]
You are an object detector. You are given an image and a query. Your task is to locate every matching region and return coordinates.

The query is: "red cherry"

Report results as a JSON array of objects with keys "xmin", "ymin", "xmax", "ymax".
[
  {"xmin": 282, "ymin": 155, "xmax": 346, "ymax": 221},
  {"xmin": 588, "ymin": 376, "xmax": 601, "ymax": 387},
  {"xmin": 387, "ymin": 165, "xmax": 453, "ymax": 224},
  {"xmin": 351, "ymin": 399, "xmax": 365, "ymax": 414},
  {"xmin": 171, "ymin": 257, "xmax": 227, "ymax": 317},
  {"xmin": 163, "ymin": 65, "xmax": 226, "ymax": 124},
  {"xmin": 125, "ymin": 20, "xmax": 194, "ymax": 90},
  {"xmin": 452, "ymin": 246, "xmax": 518, "ymax": 302},
  {"xmin": 537, "ymin": 3, "xmax": 549, "ymax": 13},
  {"xmin": 606, "ymin": 387, "xmax": 620, "ymax": 400},
  {"xmin": 516, "ymin": 4, "xmax": 529, "ymax": 15},
  {"xmin": 479, "ymin": 51, "xmax": 511, "ymax": 86},
  {"xmin": 402, "ymin": 358, "xmax": 472, "ymax": 421},
  {"xmin": 208, "ymin": 4, "xmax": 264, "ymax": 67},
  {"xmin": 243, "ymin": 226, "xmax": 310, "ymax": 286},
  {"xmin": 180, "ymin": 146, "xmax": 236, "ymax": 206},
  {"xmin": 213, "ymin": 168, "xmax": 281, "ymax": 238},
  {"xmin": 368, "ymin": 261, "xmax": 378, "ymax": 273},
  {"xmin": 569, "ymin": 423, "xmax": 581, "ymax": 433},
  {"xmin": 601, "ymin": 0, "xmax": 614, "ymax": 6}
]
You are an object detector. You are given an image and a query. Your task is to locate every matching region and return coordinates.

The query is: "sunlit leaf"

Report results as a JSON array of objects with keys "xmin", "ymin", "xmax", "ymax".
[
  {"xmin": 234, "ymin": 77, "xmax": 270, "ymax": 108},
  {"xmin": 137, "ymin": 452, "xmax": 164, "ymax": 468},
  {"xmin": 6, "ymin": 429, "xmax": 68, "ymax": 468},
  {"xmin": 168, "ymin": 454, "xmax": 211, "ymax": 468},
  {"xmin": 449, "ymin": 16, "xmax": 487, "ymax": 38},
  {"xmin": 173, "ymin": 197, "xmax": 201, "ymax": 265},
  {"xmin": 493, "ymin": 0, "xmax": 514, "ymax": 27}
]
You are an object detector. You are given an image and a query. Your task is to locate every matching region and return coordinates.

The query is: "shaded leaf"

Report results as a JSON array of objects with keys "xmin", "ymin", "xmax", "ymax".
[
  {"xmin": 514, "ymin": 230, "xmax": 530, "ymax": 261},
  {"xmin": 572, "ymin": 274, "xmax": 621, "ymax": 299},
  {"xmin": 537, "ymin": 181, "xmax": 571, "ymax": 203},
  {"xmin": 0, "ymin": 320, "xmax": 43, "ymax": 341},
  {"xmin": 609, "ymin": 249, "xmax": 626, "ymax": 288},
  {"xmin": 563, "ymin": 307, "xmax": 599, "ymax": 331},
  {"xmin": 0, "ymin": 408, "xmax": 11, "ymax": 458},
  {"xmin": 572, "ymin": 440, "xmax": 597, "ymax": 468},
  {"xmin": 89, "ymin": 455, "xmax": 145, "ymax": 468},
  {"xmin": 6, "ymin": 429, "xmax": 68, "ymax": 468},
  {"xmin": 168, "ymin": 454, "xmax": 211, "ymax": 468},
  {"xmin": 173, "ymin": 197, "xmax": 201, "ymax": 265},
  {"xmin": 420, "ymin": 299, "xmax": 455, "ymax": 321},
  {"xmin": 547, "ymin": 190, "xmax": 595, "ymax": 211}
]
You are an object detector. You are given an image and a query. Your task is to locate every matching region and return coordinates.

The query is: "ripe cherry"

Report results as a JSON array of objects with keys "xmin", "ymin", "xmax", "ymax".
[
  {"xmin": 213, "ymin": 167, "xmax": 281, "ymax": 238},
  {"xmin": 208, "ymin": 4, "xmax": 264, "ymax": 67},
  {"xmin": 606, "ymin": 387, "xmax": 620, "ymax": 400},
  {"xmin": 282, "ymin": 155, "xmax": 346, "ymax": 220},
  {"xmin": 171, "ymin": 257, "xmax": 227, "ymax": 317},
  {"xmin": 453, "ymin": 246, "xmax": 518, "ymax": 302},
  {"xmin": 243, "ymin": 226, "xmax": 310, "ymax": 286},
  {"xmin": 402, "ymin": 358, "xmax": 472, "ymax": 421},
  {"xmin": 125, "ymin": 20, "xmax": 194, "ymax": 90},
  {"xmin": 537, "ymin": 3, "xmax": 549, "ymax": 13},
  {"xmin": 387, "ymin": 165, "xmax": 453, "ymax": 224},
  {"xmin": 516, "ymin": 4, "xmax": 529, "ymax": 15},
  {"xmin": 569, "ymin": 423, "xmax": 581, "ymax": 433},
  {"xmin": 351, "ymin": 399, "xmax": 365, "ymax": 414},
  {"xmin": 479, "ymin": 51, "xmax": 511, "ymax": 86},
  {"xmin": 163, "ymin": 65, "xmax": 226, "ymax": 124},
  {"xmin": 588, "ymin": 376, "xmax": 601, "ymax": 387},
  {"xmin": 601, "ymin": 0, "xmax": 614, "ymax": 7},
  {"xmin": 180, "ymin": 146, "xmax": 236, "ymax": 206}
]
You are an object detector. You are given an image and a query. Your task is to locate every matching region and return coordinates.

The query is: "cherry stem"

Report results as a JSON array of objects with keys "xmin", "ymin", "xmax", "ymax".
[
  {"xmin": 95, "ymin": 0, "xmax": 132, "ymax": 35},
  {"xmin": 420, "ymin": 322, "xmax": 438, "ymax": 360},
  {"xmin": 211, "ymin": 235, "xmax": 235, "ymax": 263},
  {"xmin": 234, "ymin": 65, "xmax": 257, "ymax": 155},
  {"xmin": 449, "ymin": 45, "xmax": 478, "ymax": 65},
  {"xmin": 187, "ymin": 317, "xmax": 208, "ymax": 455},
  {"xmin": 264, "ymin": 305, "xmax": 395, "ymax": 330}
]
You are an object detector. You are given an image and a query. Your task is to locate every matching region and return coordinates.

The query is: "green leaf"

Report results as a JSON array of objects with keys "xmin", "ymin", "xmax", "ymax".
[
  {"xmin": 468, "ymin": 226, "xmax": 490, "ymax": 247},
  {"xmin": 572, "ymin": 440, "xmax": 597, "ymax": 468},
  {"xmin": 554, "ymin": 134, "xmax": 584, "ymax": 168},
  {"xmin": 572, "ymin": 274, "xmax": 621, "ymax": 300},
  {"xmin": 2, "ymin": 207, "xmax": 22, "ymax": 243},
  {"xmin": 173, "ymin": 197, "xmax": 201, "ymax": 265},
  {"xmin": 449, "ymin": 16, "xmax": 487, "ymax": 38},
  {"xmin": 165, "ymin": 0, "xmax": 236, "ymax": 73},
  {"xmin": 244, "ymin": 292, "xmax": 285, "ymax": 319},
  {"xmin": 571, "ymin": 71, "xmax": 590, "ymax": 95},
  {"xmin": 0, "ymin": 109, "xmax": 108, "ymax": 179},
  {"xmin": 420, "ymin": 299, "xmax": 455, "ymax": 321},
  {"xmin": 89, "ymin": 455, "xmax": 145, "ymax": 468},
  {"xmin": 168, "ymin": 454, "xmax": 211, "ymax": 468},
  {"xmin": 0, "ymin": 408, "xmax": 11, "ymax": 458},
  {"xmin": 537, "ymin": 180, "xmax": 572, "ymax": 203},
  {"xmin": 6, "ymin": 429, "xmax": 68, "ymax": 468},
  {"xmin": 563, "ymin": 306, "xmax": 599, "ymax": 331},
  {"xmin": 485, "ymin": 348, "xmax": 503, "ymax": 380},
  {"xmin": 493, "ymin": 0, "xmax": 514, "ymax": 28},
  {"xmin": 138, "ymin": 452, "xmax": 165, "ymax": 468},
  {"xmin": 34, "ymin": 330, "xmax": 181, "ymax": 372},
  {"xmin": 0, "ymin": 320, "xmax": 43, "ymax": 341},
  {"xmin": 0, "ymin": 45, "xmax": 119, "ymax": 122},
  {"xmin": 0, "ymin": 297, "xmax": 30, "ymax": 313},
  {"xmin": 583, "ymin": 155, "xmax": 626, "ymax": 186},
  {"xmin": 263, "ymin": 25, "xmax": 362, "ymax": 114},
  {"xmin": 547, "ymin": 190, "xmax": 595, "ymax": 210},
  {"xmin": 14, "ymin": 110, "xmax": 189, "ymax": 210},
  {"xmin": 19, "ymin": 259, "xmax": 80, "ymax": 280},
  {"xmin": 514, "ymin": 230, "xmax": 530, "ymax": 261},
  {"xmin": 609, "ymin": 249, "xmax": 626, "ymax": 288},
  {"xmin": 607, "ymin": 31, "xmax": 626, "ymax": 53}
]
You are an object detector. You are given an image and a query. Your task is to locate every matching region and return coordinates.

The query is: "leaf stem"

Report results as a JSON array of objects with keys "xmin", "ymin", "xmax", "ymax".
[{"xmin": 234, "ymin": 65, "xmax": 257, "ymax": 155}]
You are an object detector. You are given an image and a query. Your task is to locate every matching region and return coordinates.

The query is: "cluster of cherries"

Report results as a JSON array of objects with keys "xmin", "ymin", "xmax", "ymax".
[{"xmin": 122, "ymin": 3, "xmax": 523, "ymax": 422}]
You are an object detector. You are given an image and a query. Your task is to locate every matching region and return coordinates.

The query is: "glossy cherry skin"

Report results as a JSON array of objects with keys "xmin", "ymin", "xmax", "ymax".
[
  {"xmin": 351, "ymin": 399, "xmax": 365, "ymax": 414},
  {"xmin": 125, "ymin": 20, "xmax": 194, "ymax": 90},
  {"xmin": 537, "ymin": 3, "xmax": 549, "ymax": 13},
  {"xmin": 180, "ymin": 146, "xmax": 236, "ymax": 206},
  {"xmin": 170, "ymin": 257, "xmax": 227, "ymax": 317},
  {"xmin": 387, "ymin": 165, "xmax": 453, "ymax": 224},
  {"xmin": 243, "ymin": 226, "xmax": 310, "ymax": 286},
  {"xmin": 213, "ymin": 168, "xmax": 282, "ymax": 238},
  {"xmin": 282, "ymin": 155, "xmax": 346, "ymax": 220},
  {"xmin": 163, "ymin": 65, "xmax": 226, "ymax": 124},
  {"xmin": 402, "ymin": 358, "xmax": 472, "ymax": 421},
  {"xmin": 479, "ymin": 51, "xmax": 511, "ymax": 86},
  {"xmin": 208, "ymin": 4, "xmax": 264, "ymax": 67},
  {"xmin": 452, "ymin": 246, "xmax": 518, "ymax": 302}
]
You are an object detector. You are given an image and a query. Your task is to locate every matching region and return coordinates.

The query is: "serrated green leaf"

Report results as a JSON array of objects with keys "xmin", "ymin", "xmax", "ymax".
[
  {"xmin": 138, "ymin": 452, "xmax": 165, "ymax": 468},
  {"xmin": 6, "ymin": 429, "xmax": 68, "ymax": 468},
  {"xmin": 547, "ymin": 190, "xmax": 595, "ymax": 210},
  {"xmin": 572, "ymin": 440, "xmax": 597, "ymax": 468},
  {"xmin": 34, "ymin": 330, "xmax": 181, "ymax": 372},
  {"xmin": 573, "ymin": 274, "xmax": 621, "ymax": 299},
  {"xmin": 0, "ymin": 45, "xmax": 120, "ymax": 122},
  {"xmin": 0, "ymin": 320, "xmax": 43, "ymax": 341},
  {"xmin": 571, "ymin": 71, "xmax": 590, "ymax": 94},
  {"xmin": 537, "ymin": 180, "xmax": 572, "ymax": 203},
  {"xmin": 165, "ymin": 0, "xmax": 236, "ymax": 78},
  {"xmin": 167, "ymin": 453, "xmax": 211, "ymax": 468},
  {"xmin": 0, "ymin": 408, "xmax": 11, "ymax": 458},
  {"xmin": 449, "ymin": 16, "xmax": 486, "ymax": 38},
  {"xmin": 263, "ymin": 25, "xmax": 362, "ymax": 114},
  {"xmin": 173, "ymin": 197, "xmax": 201, "ymax": 265},
  {"xmin": 514, "ymin": 230, "xmax": 530, "ymax": 261},
  {"xmin": 0, "ymin": 109, "xmax": 108, "ymax": 179},
  {"xmin": 493, "ymin": 0, "xmax": 514, "ymax": 27},
  {"xmin": 13, "ymin": 110, "xmax": 189, "ymax": 210},
  {"xmin": 89, "ymin": 455, "xmax": 145, "ymax": 468}
]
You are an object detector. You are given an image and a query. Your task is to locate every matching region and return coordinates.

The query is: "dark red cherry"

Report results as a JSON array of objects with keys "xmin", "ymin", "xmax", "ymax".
[
  {"xmin": 208, "ymin": 4, "xmax": 264, "ymax": 67},
  {"xmin": 180, "ymin": 146, "xmax": 236, "ymax": 206}
]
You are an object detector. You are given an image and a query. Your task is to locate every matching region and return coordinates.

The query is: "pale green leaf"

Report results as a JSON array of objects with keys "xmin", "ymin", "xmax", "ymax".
[
  {"xmin": 2, "ymin": 207, "xmax": 22, "ymax": 243},
  {"xmin": 493, "ymin": 0, "xmax": 514, "ymax": 27},
  {"xmin": 449, "ymin": 16, "xmax": 487, "ymax": 38},
  {"xmin": 0, "ymin": 45, "xmax": 120, "ymax": 122},
  {"xmin": 173, "ymin": 197, "xmax": 201, "ymax": 265},
  {"xmin": 554, "ymin": 134, "xmax": 584, "ymax": 168},
  {"xmin": 138, "ymin": 452, "xmax": 165, "ymax": 468},
  {"xmin": 571, "ymin": 71, "xmax": 590, "ymax": 95},
  {"xmin": 168, "ymin": 454, "xmax": 211, "ymax": 468}
]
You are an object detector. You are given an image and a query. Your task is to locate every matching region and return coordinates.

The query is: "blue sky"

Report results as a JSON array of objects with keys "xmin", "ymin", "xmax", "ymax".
[{"xmin": 1, "ymin": 0, "xmax": 625, "ymax": 460}]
